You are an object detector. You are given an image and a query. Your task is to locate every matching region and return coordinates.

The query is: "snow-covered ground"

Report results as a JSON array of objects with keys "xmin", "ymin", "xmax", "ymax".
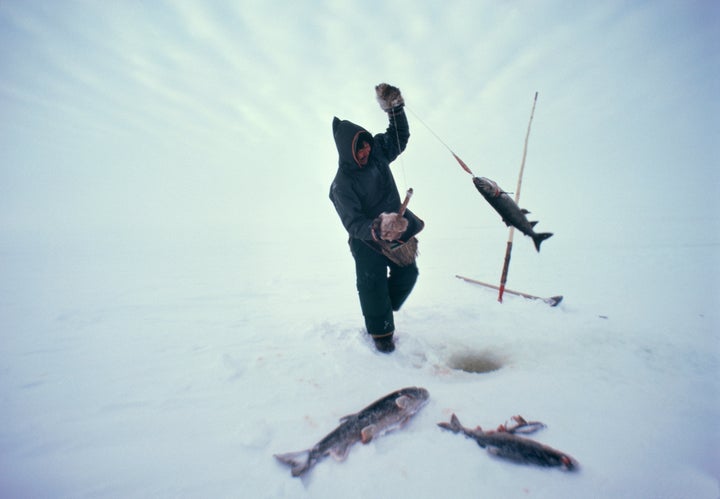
[{"xmin": 1, "ymin": 219, "xmax": 717, "ymax": 497}]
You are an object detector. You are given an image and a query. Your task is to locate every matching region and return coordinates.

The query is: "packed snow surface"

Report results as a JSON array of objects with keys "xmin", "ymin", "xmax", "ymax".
[{"xmin": 1, "ymin": 227, "xmax": 717, "ymax": 498}]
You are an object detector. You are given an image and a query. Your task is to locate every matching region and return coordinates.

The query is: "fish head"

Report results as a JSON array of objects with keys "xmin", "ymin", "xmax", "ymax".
[
  {"xmin": 393, "ymin": 387, "xmax": 430, "ymax": 414},
  {"xmin": 473, "ymin": 177, "xmax": 501, "ymax": 198}
]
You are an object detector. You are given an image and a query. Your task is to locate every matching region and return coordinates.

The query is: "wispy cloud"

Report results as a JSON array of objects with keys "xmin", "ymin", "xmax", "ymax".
[{"xmin": 0, "ymin": 0, "xmax": 716, "ymax": 238}]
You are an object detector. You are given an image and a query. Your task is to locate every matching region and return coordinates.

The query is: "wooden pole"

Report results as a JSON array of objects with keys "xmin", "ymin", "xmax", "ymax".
[
  {"xmin": 498, "ymin": 92, "xmax": 538, "ymax": 303},
  {"xmin": 456, "ymin": 275, "xmax": 562, "ymax": 307}
]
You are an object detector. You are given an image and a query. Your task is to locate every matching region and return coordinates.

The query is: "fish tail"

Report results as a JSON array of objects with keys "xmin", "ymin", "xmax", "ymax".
[
  {"xmin": 437, "ymin": 413, "xmax": 463, "ymax": 433},
  {"xmin": 274, "ymin": 450, "xmax": 312, "ymax": 477},
  {"xmin": 533, "ymin": 232, "xmax": 553, "ymax": 252}
]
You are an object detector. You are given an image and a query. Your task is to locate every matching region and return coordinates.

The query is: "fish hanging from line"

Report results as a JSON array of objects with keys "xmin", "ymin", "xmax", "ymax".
[{"xmin": 472, "ymin": 176, "xmax": 553, "ymax": 252}]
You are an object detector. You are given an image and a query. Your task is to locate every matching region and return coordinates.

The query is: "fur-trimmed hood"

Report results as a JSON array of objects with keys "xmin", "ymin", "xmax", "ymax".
[
  {"xmin": 332, "ymin": 117, "xmax": 374, "ymax": 170},
  {"xmin": 329, "ymin": 108, "xmax": 412, "ymax": 241}
]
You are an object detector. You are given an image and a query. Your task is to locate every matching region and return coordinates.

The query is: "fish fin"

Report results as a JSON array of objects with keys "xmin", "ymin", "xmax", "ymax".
[
  {"xmin": 561, "ymin": 454, "xmax": 579, "ymax": 471},
  {"xmin": 530, "ymin": 220, "xmax": 538, "ymax": 228},
  {"xmin": 274, "ymin": 450, "xmax": 312, "ymax": 477},
  {"xmin": 486, "ymin": 445, "xmax": 525, "ymax": 462},
  {"xmin": 395, "ymin": 395, "xmax": 410, "ymax": 409},
  {"xmin": 532, "ymin": 232, "xmax": 553, "ymax": 252},
  {"xmin": 521, "ymin": 209, "xmax": 531, "ymax": 215},
  {"xmin": 451, "ymin": 413, "xmax": 462, "ymax": 428},
  {"xmin": 486, "ymin": 445, "xmax": 500, "ymax": 456},
  {"xmin": 339, "ymin": 412, "xmax": 357, "ymax": 423},
  {"xmin": 486, "ymin": 445, "xmax": 526, "ymax": 463},
  {"xmin": 361, "ymin": 424, "xmax": 377, "ymax": 443},
  {"xmin": 329, "ymin": 441, "xmax": 352, "ymax": 461},
  {"xmin": 510, "ymin": 420, "xmax": 547, "ymax": 434}
]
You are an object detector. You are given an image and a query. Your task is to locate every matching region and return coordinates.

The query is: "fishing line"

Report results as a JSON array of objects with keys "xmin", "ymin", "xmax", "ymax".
[
  {"xmin": 405, "ymin": 106, "xmax": 475, "ymax": 176},
  {"xmin": 391, "ymin": 107, "xmax": 409, "ymax": 190},
  {"xmin": 405, "ymin": 106, "xmax": 453, "ymax": 154}
]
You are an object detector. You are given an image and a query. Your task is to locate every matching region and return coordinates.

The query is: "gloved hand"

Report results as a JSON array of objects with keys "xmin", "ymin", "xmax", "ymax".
[
  {"xmin": 375, "ymin": 83, "xmax": 404, "ymax": 112},
  {"xmin": 373, "ymin": 212, "xmax": 409, "ymax": 241}
]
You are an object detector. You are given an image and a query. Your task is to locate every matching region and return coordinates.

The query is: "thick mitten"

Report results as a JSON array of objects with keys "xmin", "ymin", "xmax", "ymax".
[
  {"xmin": 375, "ymin": 212, "xmax": 409, "ymax": 241},
  {"xmin": 375, "ymin": 83, "xmax": 404, "ymax": 112}
]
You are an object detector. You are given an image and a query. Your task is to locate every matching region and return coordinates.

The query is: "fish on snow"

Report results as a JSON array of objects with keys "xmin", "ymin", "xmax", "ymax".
[
  {"xmin": 275, "ymin": 386, "xmax": 429, "ymax": 477},
  {"xmin": 438, "ymin": 414, "xmax": 578, "ymax": 470}
]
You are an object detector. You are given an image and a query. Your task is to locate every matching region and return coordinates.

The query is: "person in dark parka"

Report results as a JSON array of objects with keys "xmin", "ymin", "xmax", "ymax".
[{"xmin": 329, "ymin": 83, "xmax": 422, "ymax": 353}]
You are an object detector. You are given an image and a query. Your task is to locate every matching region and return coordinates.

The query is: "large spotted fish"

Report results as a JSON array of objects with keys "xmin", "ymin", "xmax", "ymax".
[{"xmin": 275, "ymin": 387, "xmax": 429, "ymax": 477}]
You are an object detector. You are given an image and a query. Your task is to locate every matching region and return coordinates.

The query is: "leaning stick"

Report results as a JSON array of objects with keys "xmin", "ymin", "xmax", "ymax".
[
  {"xmin": 498, "ymin": 92, "xmax": 538, "ymax": 303},
  {"xmin": 456, "ymin": 275, "xmax": 562, "ymax": 307}
]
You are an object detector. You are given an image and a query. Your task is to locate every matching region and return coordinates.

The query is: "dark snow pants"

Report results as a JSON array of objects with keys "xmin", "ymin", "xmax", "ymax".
[{"xmin": 349, "ymin": 238, "xmax": 419, "ymax": 337}]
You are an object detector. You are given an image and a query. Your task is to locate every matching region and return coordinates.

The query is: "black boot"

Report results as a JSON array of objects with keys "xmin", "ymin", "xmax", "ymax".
[{"xmin": 372, "ymin": 333, "xmax": 395, "ymax": 353}]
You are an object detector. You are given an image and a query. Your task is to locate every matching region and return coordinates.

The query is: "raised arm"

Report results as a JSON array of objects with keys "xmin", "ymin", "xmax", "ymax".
[{"xmin": 374, "ymin": 83, "xmax": 409, "ymax": 163}]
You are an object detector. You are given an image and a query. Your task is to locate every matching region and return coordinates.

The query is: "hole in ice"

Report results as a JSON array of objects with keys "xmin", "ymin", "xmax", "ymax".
[{"xmin": 447, "ymin": 351, "xmax": 503, "ymax": 374}]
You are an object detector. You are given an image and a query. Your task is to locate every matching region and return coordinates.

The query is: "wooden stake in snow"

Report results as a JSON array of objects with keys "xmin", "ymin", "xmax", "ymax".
[{"xmin": 498, "ymin": 92, "xmax": 538, "ymax": 303}]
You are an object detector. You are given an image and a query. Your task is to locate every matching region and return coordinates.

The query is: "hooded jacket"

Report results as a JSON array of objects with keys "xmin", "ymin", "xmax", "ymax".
[{"xmin": 329, "ymin": 108, "xmax": 414, "ymax": 241}]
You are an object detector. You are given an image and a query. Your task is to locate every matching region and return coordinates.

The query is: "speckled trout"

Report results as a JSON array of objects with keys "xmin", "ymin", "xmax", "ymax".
[{"xmin": 275, "ymin": 387, "xmax": 429, "ymax": 477}]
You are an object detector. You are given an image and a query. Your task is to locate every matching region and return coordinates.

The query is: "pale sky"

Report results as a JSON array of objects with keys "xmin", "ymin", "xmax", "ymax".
[{"xmin": 1, "ymin": 0, "xmax": 717, "ymax": 249}]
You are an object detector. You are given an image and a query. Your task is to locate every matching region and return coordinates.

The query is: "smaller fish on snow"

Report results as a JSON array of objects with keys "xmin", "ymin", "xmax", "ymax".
[{"xmin": 438, "ymin": 414, "xmax": 578, "ymax": 471}]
